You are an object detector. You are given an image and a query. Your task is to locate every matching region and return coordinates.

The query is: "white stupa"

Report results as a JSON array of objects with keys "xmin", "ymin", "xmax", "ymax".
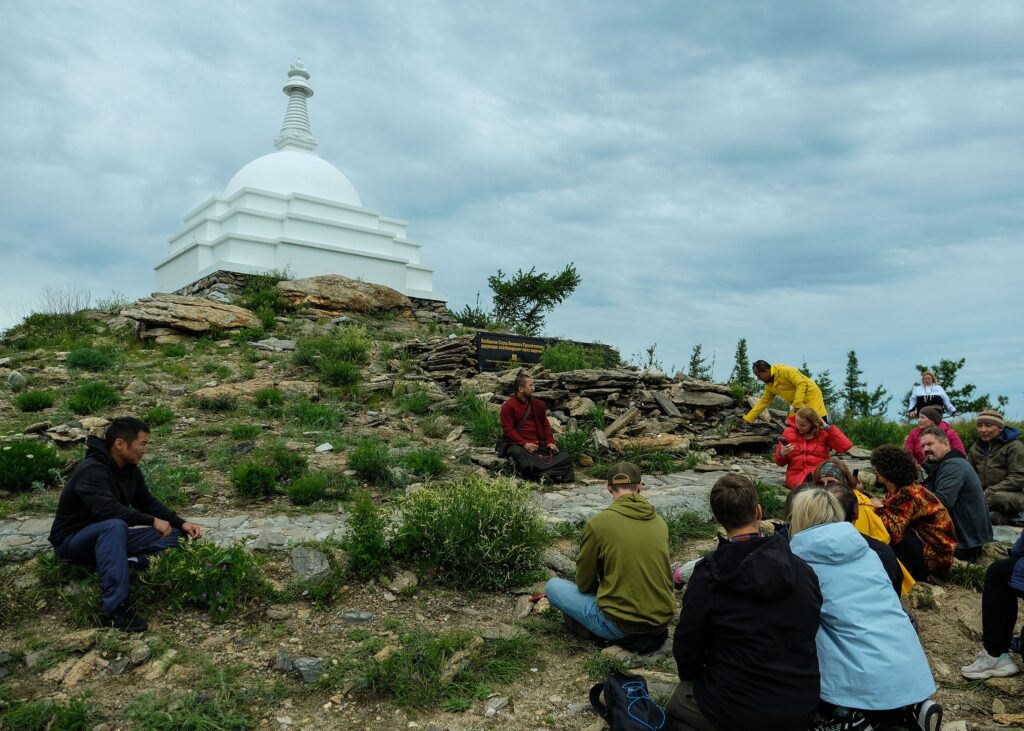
[{"xmin": 154, "ymin": 60, "xmax": 440, "ymax": 301}]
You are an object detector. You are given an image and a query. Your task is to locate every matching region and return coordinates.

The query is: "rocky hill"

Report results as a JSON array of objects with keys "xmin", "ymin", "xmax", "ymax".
[{"xmin": 0, "ymin": 274, "xmax": 1020, "ymax": 730}]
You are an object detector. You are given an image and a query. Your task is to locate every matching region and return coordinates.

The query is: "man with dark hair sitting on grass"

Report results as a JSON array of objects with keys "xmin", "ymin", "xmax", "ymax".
[
  {"xmin": 667, "ymin": 474, "xmax": 822, "ymax": 731},
  {"xmin": 48, "ymin": 416, "xmax": 203, "ymax": 632}
]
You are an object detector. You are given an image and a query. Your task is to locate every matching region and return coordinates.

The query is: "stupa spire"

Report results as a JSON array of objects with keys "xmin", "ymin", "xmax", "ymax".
[{"xmin": 274, "ymin": 59, "xmax": 319, "ymax": 151}]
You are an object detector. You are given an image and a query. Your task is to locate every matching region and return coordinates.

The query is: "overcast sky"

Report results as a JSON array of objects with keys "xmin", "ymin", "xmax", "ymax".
[{"xmin": 2, "ymin": 1, "xmax": 1022, "ymax": 417}]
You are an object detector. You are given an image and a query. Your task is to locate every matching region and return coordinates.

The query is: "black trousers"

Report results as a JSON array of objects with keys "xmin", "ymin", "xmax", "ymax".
[
  {"xmin": 982, "ymin": 556, "xmax": 1024, "ymax": 657},
  {"xmin": 891, "ymin": 529, "xmax": 931, "ymax": 581},
  {"xmin": 507, "ymin": 445, "xmax": 575, "ymax": 483}
]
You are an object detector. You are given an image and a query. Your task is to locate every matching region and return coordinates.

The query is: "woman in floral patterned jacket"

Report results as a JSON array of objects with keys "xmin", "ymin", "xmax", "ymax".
[{"xmin": 869, "ymin": 445, "xmax": 956, "ymax": 581}]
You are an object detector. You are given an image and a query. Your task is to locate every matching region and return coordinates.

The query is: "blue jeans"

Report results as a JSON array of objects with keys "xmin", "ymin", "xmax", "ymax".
[
  {"xmin": 545, "ymin": 577, "xmax": 626, "ymax": 641},
  {"xmin": 54, "ymin": 518, "xmax": 183, "ymax": 616}
]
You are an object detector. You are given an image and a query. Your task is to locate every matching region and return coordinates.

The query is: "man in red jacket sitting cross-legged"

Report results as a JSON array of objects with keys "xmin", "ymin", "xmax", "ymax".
[{"xmin": 499, "ymin": 371, "xmax": 574, "ymax": 484}]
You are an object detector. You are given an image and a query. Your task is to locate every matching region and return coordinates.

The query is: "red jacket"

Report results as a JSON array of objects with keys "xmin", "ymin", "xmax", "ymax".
[
  {"xmin": 500, "ymin": 396, "xmax": 554, "ymax": 447},
  {"xmin": 774, "ymin": 417, "xmax": 853, "ymax": 489},
  {"xmin": 903, "ymin": 422, "xmax": 965, "ymax": 465}
]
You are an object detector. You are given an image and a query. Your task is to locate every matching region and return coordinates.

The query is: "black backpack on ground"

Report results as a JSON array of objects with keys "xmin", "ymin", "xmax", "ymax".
[{"xmin": 589, "ymin": 671, "xmax": 666, "ymax": 730}]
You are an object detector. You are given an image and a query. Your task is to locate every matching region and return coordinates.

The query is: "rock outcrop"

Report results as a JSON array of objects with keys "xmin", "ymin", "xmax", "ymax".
[
  {"xmin": 119, "ymin": 294, "xmax": 260, "ymax": 334},
  {"xmin": 276, "ymin": 274, "xmax": 413, "ymax": 317}
]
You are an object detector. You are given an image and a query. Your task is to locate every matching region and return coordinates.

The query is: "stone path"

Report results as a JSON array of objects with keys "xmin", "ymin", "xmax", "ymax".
[{"xmin": 5, "ymin": 458, "xmax": 1019, "ymax": 558}]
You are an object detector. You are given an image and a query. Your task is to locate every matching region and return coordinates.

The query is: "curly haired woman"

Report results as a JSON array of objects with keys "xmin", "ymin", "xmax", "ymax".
[{"xmin": 869, "ymin": 445, "xmax": 956, "ymax": 582}]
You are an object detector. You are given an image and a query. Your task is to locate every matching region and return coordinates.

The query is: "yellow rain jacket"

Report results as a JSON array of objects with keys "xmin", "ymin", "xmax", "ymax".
[{"xmin": 744, "ymin": 364, "xmax": 827, "ymax": 423}]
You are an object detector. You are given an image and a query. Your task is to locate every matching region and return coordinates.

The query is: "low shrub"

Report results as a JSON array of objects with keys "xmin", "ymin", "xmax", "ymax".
[
  {"xmin": 357, "ymin": 629, "xmax": 538, "ymax": 710},
  {"xmin": 138, "ymin": 541, "xmax": 267, "ymax": 622},
  {"xmin": 125, "ymin": 689, "xmax": 252, "ymax": 731},
  {"xmin": 160, "ymin": 343, "xmax": 187, "ymax": 358},
  {"xmin": 14, "ymin": 390, "xmax": 57, "ymax": 412},
  {"xmin": 402, "ymin": 447, "xmax": 449, "ymax": 478},
  {"xmin": 391, "ymin": 476, "xmax": 550, "ymax": 591},
  {"xmin": 256, "ymin": 443, "xmax": 308, "ymax": 482},
  {"xmin": 728, "ymin": 381, "xmax": 747, "ymax": 404},
  {"xmin": 230, "ymin": 424, "xmax": 262, "ymax": 440},
  {"xmin": 293, "ymin": 326, "xmax": 372, "ymax": 371},
  {"xmin": 286, "ymin": 397, "xmax": 346, "ymax": 430},
  {"xmin": 254, "ymin": 387, "xmax": 284, "ymax": 407},
  {"xmin": 0, "ymin": 692, "xmax": 104, "ymax": 730},
  {"xmin": 140, "ymin": 405, "xmax": 175, "ymax": 426},
  {"xmin": 584, "ymin": 405, "xmax": 606, "ymax": 431},
  {"xmin": 540, "ymin": 340, "xmax": 619, "ymax": 372},
  {"xmin": 455, "ymin": 390, "xmax": 502, "ymax": 447},
  {"xmin": 287, "ymin": 471, "xmax": 355, "ymax": 505},
  {"xmin": 66, "ymin": 347, "xmax": 113, "ymax": 371},
  {"xmin": 320, "ymin": 360, "xmax": 362, "ymax": 386},
  {"xmin": 230, "ymin": 462, "xmax": 278, "ymax": 499},
  {"xmin": 68, "ymin": 381, "xmax": 120, "ymax": 415},
  {"xmin": 343, "ymin": 490, "xmax": 391, "ymax": 578},
  {"xmin": 0, "ymin": 440, "xmax": 63, "ymax": 491},
  {"xmin": 835, "ymin": 416, "xmax": 911, "ymax": 450},
  {"xmin": 237, "ymin": 270, "xmax": 294, "ymax": 316},
  {"xmin": 194, "ymin": 394, "xmax": 237, "ymax": 412},
  {"xmin": 556, "ymin": 428, "xmax": 593, "ymax": 463},
  {"xmin": 348, "ymin": 438, "xmax": 396, "ymax": 485},
  {"xmin": 397, "ymin": 384, "xmax": 432, "ymax": 415}
]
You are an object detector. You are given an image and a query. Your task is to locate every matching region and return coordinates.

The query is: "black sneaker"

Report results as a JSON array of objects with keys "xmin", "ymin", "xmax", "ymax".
[
  {"xmin": 127, "ymin": 555, "xmax": 150, "ymax": 573},
  {"xmin": 908, "ymin": 699, "xmax": 942, "ymax": 731},
  {"xmin": 100, "ymin": 609, "xmax": 148, "ymax": 633},
  {"xmin": 813, "ymin": 709, "xmax": 873, "ymax": 731}
]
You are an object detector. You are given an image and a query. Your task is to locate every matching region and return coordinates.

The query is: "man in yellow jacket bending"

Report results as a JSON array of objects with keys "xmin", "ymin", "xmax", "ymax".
[{"xmin": 743, "ymin": 360, "xmax": 828, "ymax": 424}]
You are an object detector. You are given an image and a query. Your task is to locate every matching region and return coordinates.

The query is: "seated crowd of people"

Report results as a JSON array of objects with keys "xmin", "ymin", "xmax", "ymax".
[
  {"xmin": 45, "ymin": 361, "xmax": 1022, "ymax": 731},
  {"xmin": 536, "ymin": 361, "xmax": 1023, "ymax": 731}
]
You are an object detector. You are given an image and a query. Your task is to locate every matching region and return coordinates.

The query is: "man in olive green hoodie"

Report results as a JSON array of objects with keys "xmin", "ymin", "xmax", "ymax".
[{"xmin": 545, "ymin": 462, "xmax": 676, "ymax": 645}]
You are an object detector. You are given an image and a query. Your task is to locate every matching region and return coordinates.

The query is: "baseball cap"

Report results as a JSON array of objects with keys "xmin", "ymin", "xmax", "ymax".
[{"xmin": 607, "ymin": 462, "xmax": 642, "ymax": 486}]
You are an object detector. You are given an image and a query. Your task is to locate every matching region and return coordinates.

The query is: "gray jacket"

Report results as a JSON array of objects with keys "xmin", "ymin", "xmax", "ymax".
[{"xmin": 925, "ymin": 451, "xmax": 993, "ymax": 550}]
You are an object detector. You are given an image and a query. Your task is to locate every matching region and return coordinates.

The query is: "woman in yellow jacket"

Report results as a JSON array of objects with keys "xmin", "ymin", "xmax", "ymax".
[
  {"xmin": 812, "ymin": 459, "xmax": 916, "ymax": 596},
  {"xmin": 743, "ymin": 361, "xmax": 828, "ymax": 424}
]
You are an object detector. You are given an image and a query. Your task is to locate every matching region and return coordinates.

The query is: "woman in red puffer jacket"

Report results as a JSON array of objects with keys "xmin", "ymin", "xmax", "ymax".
[{"xmin": 774, "ymin": 407, "xmax": 853, "ymax": 489}]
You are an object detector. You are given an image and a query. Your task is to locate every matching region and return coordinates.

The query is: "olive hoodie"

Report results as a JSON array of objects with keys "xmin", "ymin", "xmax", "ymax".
[
  {"xmin": 574, "ymin": 493, "xmax": 675, "ymax": 633},
  {"xmin": 969, "ymin": 426, "xmax": 1024, "ymax": 497}
]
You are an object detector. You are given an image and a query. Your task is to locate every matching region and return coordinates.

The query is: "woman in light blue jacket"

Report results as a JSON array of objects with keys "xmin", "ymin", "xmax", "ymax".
[{"xmin": 789, "ymin": 488, "xmax": 942, "ymax": 731}]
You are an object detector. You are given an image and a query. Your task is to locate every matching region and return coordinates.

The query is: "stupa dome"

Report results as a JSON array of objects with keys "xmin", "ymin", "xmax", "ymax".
[{"xmin": 224, "ymin": 149, "xmax": 362, "ymax": 206}]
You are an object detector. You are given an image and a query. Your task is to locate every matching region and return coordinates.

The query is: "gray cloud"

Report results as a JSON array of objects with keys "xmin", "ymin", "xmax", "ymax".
[{"xmin": 2, "ymin": 0, "xmax": 1022, "ymax": 414}]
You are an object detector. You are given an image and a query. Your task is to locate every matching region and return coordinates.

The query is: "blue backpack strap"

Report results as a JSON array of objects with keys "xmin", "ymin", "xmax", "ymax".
[{"xmin": 622, "ymin": 680, "xmax": 667, "ymax": 730}]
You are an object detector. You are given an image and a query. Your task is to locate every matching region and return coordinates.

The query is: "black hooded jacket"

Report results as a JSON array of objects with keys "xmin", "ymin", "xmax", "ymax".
[
  {"xmin": 48, "ymin": 436, "xmax": 184, "ymax": 546},
  {"xmin": 674, "ymin": 533, "xmax": 822, "ymax": 731}
]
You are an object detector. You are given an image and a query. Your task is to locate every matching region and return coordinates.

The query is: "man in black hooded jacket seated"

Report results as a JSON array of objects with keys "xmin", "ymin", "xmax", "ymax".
[{"xmin": 48, "ymin": 416, "xmax": 202, "ymax": 632}]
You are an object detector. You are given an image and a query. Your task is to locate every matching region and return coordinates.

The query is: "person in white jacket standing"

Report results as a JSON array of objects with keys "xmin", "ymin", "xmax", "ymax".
[{"xmin": 907, "ymin": 371, "xmax": 956, "ymax": 418}]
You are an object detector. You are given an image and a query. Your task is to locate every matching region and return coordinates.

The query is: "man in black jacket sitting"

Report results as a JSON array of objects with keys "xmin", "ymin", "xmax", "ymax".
[
  {"xmin": 48, "ymin": 416, "xmax": 202, "ymax": 632},
  {"xmin": 667, "ymin": 474, "xmax": 822, "ymax": 731}
]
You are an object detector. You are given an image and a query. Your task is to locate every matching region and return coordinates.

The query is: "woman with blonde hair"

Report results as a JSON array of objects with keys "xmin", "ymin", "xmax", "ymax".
[
  {"xmin": 907, "ymin": 371, "xmax": 956, "ymax": 419},
  {"xmin": 774, "ymin": 407, "xmax": 852, "ymax": 489},
  {"xmin": 789, "ymin": 489, "xmax": 942, "ymax": 731}
]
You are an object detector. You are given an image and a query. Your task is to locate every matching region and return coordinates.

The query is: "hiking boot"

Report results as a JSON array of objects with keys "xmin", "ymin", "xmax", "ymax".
[
  {"xmin": 960, "ymin": 649, "xmax": 1020, "ymax": 679},
  {"xmin": 907, "ymin": 699, "xmax": 942, "ymax": 731},
  {"xmin": 100, "ymin": 608, "xmax": 148, "ymax": 633},
  {"xmin": 1010, "ymin": 511, "xmax": 1024, "ymax": 527},
  {"xmin": 812, "ymin": 709, "xmax": 873, "ymax": 731},
  {"xmin": 1011, "ymin": 636, "xmax": 1023, "ymax": 656}
]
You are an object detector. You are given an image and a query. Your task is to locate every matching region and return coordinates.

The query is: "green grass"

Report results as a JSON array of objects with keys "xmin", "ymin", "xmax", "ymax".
[
  {"xmin": 556, "ymin": 428, "xmax": 594, "ymax": 463},
  {"xmin": 161, "ymin": 343, "xmax": 187, "ymax": 357},
  {"xmin": 68, "ymin": 381, "xmax": 119, "ymax": 415},
  {"xmin": 402, "ymin": 447, "xmax": 449, "ymax": 478},
  {"xmin": 582, "ymin": 654, "xmax": 630, "ymax": 680},
  {"xmin": 0, "ymin": 440, "xmax": 63, "ymax": 492},
  {"xmin": 348, "ymin": 438, "xmax": 396, "ymax": 486},
  {"xmin": 419, "ymin": 413, "xmax": 451, "ymax": 439},
  {"xmin": 66, "ymin": 347, "xmax": 113, "ymax": 371},
  {"xmin": 660, "ymin": 509, "xmax": 718, "ymax": 549},
  {"xmin": 140, "ymin": 405, "xmax": 175, "ymax": 426},
  {"xmin": 948, "ymin": 561, "xmax": 986, "ymax": 592},
  {"xmin": 4, "ymin": 311, "xmax": 95, "ymax": 351},
  {"xmin": 286, "ymin": 397, "xmax": 346, "ymax": 430},
  {"xmin": 287, "ymin": 471, "xmax": 354, "ymax": 505},
  {"xmin": 230, "ymin": 424, "xmax": 263, "ymax": 440},
  {"xmin": 13, "ymin": 390, "xmax": 57, "ymax": 412},
  {"xmin": 194, "ymin": 394, "xmax": 237, "ymax": 412},
  {"xmin": 540, "ymin": 340, "xmax": 619, "ymax": 372},
  {"xmin": 756, "ymin": 481, "xmax": 786, "ymax": 520},
  {"xmin": 455, "ymin": 390, "xmax": 501, "ymax": 447},
  {"xmin": 0, "ymin": 692, "xmax": 104, "ymax": 730},
  {"xmin": 142, "ymin": 457, "xmax": 206, "ymax": 509},
  {"xmin": 253, "ymin": 387, "xmax": 284, "ymax": 407},
  {"xmin": 356, "ymin": 629, "xmax": 538, "ymax": 710},
  {"xmin": 835, "ymin": 416, "xmax": 912, "ymax": 449}
]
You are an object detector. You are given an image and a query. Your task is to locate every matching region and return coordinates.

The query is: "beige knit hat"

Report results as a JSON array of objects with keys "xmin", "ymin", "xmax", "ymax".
[{"xmin": 976, "ymin": 409, "xmax": 1005, "ymax": 427}]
